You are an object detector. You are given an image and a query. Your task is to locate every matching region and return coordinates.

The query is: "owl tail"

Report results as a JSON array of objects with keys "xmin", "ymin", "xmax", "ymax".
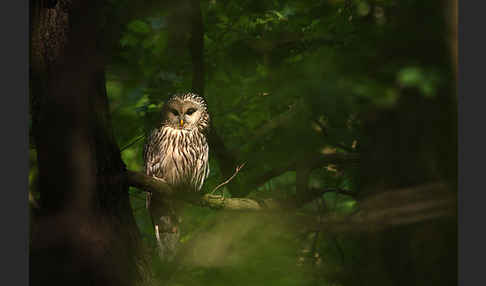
[
  {"xmin": 154, "ymin": 220, "xmax": 180, "ymax": 262},
  {"xmin": 149, "ymin": 194, "xmax": 181, "ymax": 262}
]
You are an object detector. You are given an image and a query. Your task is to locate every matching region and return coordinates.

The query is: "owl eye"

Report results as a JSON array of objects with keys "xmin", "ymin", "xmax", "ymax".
[
  {"xmin": 186, "ymin": 108, "xmax": 197, "ymax": 115},
  {"xmin": 170, "ymin": 108, "xmax": 179, "ymax": 116}
]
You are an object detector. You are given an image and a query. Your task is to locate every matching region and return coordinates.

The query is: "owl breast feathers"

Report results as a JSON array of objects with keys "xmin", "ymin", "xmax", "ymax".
[{"xmin": 143, "ymin": 93, "xmax": 210, "ymax": 192}]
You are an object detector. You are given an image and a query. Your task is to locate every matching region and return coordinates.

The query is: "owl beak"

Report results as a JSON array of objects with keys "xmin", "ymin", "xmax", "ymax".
[{"xmin": 180, "ymin": 119, "xmax": 184, "ymax": 128}]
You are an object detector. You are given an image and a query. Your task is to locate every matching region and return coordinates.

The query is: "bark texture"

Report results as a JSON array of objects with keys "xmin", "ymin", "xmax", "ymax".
[{"xmin": 29, "ymin": 1, "xmax": 150, "ymax": 285}]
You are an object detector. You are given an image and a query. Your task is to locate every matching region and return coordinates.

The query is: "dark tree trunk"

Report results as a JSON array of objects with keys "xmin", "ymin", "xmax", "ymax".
[
  {"xmin": 189, "ymin": 0, "xmax": 204, "ymax": 97},
  {"xmin": 187, "ymin": 0, "xmax": 245, "ymax": 197},
  {"xmin": 29, "ymin": 1, "xmax": 150, "ymax": 285},
  {"xmin": 357, "ymin": 88, "xmax": 457, "ymax": 286},
  {"xmin": 355, "ymin": 1, "xmax": 458, "ymax": 285}
]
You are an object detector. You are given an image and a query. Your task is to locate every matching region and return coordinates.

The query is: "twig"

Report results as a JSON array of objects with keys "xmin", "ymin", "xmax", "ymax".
[
  {"xmin": 120, "ymin": 134, "xmax": 145, "ymax": 152},
  {"xmin": 249, "ymin": 153, "xmax": 359, "ymax": 190},
  {"xmin": 210, "ymin": 162, "xmax": 246, "ymax": 194},
  {"xmin": 313, "ymin": 120, "xmax": 355, "ymax": 153},
  {"xmin": 126, "ymin": 170, "xmax": 456, "ymax": 230}
]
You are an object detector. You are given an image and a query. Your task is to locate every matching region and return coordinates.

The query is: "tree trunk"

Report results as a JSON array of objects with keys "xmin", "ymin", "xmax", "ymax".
[
  {"xmin": 187, "ymin": 0, "xmax": 245, "ymax": 197},
  {"xmin": 29, "ymin": 1, "xmax": 150, "ymax": 285},
  {"xmin": 358, "ymin": 88, "xmax": 457, "ymax": 286},
  {"xmin": 355, "ymin": 1, "xmax": 457, "ymax": 284}
]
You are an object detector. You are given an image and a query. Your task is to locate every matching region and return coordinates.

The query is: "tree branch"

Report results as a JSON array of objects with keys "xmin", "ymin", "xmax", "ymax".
[
  {"xmin": 306, "ymin": 182, "xmax": 457, "ymax": 233},
  {"xmin": 120, "ymin": 134, "xmax": 145, "ymax": 151},
  {"xmin": 128, "ymin": 169, "xmax": 348, "ymax": 211},
  {"xmin": 126, "ymin": 170, "xmax": 275, "ymax": 210},
  {"xmin": 249, "ymin": 153, "xmax": 359, "ymax": 189},
  {"xmin": 127, "ymin": 170, "xmax": 456, "ymax": 231},
  {"xmin": 211, "ymin": 162, "xmax": 246, "ymax": 194}
]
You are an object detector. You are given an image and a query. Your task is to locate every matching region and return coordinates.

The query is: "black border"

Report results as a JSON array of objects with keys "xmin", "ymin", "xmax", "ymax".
[
  {"xmin": 459, "ymin": 1, "xmax": 484, "ymax": 285},
  {"xmin": 2, "ymin": 1, "xmax": 29, "ymax": 285}
]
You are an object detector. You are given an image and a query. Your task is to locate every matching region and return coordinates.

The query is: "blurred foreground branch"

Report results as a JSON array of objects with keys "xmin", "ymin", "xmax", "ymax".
[
  {"xmin": 127, "ymin": 171, "xmax": 456, "ymax": 231},
  {"xmin": 306, "ymin": 182, "xmax": 457, "ymax": 233},
  {"xmin": 126, "ymin": 170, "xmax": 338, "ymax": 210}
]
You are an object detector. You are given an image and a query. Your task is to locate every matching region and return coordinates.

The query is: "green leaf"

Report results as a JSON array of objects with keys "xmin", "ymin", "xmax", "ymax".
[
  {"xmin": 127, "ymin": 20, "xmax": 151, "ymax": 34},
  {"xmin": 397, "ymin": 67, "xmax": 441, "ymax": 97}
]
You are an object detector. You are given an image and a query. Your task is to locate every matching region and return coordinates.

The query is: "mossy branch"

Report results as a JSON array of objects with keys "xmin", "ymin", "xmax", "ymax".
[
  {"xmin": 126, "ymin": 170, "xmax": 276, "ymax": 210},
  {"xmin": 127, "ymin": 170, "xmax": 457, "ymax": 231}
]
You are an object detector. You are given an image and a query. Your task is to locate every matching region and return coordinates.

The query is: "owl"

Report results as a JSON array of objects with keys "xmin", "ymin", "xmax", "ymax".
[
  {"xmin": 144, "ymin": 92, "xmax": 210, "ymax": 192},
  {"xmin": 143, "ymin": 92, "xmax": 210, "ymax": 260}
]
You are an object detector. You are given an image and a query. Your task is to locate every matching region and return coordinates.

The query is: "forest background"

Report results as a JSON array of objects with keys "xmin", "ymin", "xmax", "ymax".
[{"xmin": 28, "ymin": 0, "xmax": 457, "ymax": 285}]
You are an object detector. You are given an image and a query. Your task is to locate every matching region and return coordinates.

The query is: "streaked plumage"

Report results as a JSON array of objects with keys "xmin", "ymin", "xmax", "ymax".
[
  {"xmin": 143, "ymin": 92, "xmax": 210, "ymax": 261},
  {"xmin": 144, "ymin": 93, "xmax": 210, "ymax": 191}
]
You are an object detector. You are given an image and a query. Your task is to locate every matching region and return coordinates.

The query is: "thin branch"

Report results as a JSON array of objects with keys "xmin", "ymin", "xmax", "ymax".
[
  {"xmin": 313, "ymin": 120, "xmax": 329, "ymax": 136},
  {"xmin": 249, "ymin": 153, "xmax": 359, "ymax": 190},
  {"xmin": 211, "ymin": 162, "xmax": 246, "ymax": 194},
  {"xmin": 120, "ymin": 134, "xmax": 145, "ymax": 152},
  {"xmin": 208, "ymin": 131, "xmax": 242, "ymax": 194},
  {"xmin": 313, "ymin": 120, "xmax": 356, "ymax": 153}
]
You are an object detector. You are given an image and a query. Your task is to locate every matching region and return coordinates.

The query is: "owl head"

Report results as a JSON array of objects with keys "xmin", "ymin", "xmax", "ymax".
[{"xmin": 161, "ymin": 93, "xmax": 210, "ymax": 132}]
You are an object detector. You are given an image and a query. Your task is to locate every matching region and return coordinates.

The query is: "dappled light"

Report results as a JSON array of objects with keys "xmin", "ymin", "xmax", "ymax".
[{"xmin": 29, "ymin": 0, "xmax": 457, "ymax": 285}]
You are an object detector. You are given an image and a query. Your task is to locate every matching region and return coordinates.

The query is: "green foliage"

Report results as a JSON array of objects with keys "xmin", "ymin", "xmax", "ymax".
[
  {"xmin": 397, "ymin": 67, "xmax": 442, "ymax": 97},
  {"xmin": 154, "ymin": 211, "xmax": 318, "ymax": 286},
  {"xmin": 100, "ymin": 0, "xmax": 455, "ymax": 284}
]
